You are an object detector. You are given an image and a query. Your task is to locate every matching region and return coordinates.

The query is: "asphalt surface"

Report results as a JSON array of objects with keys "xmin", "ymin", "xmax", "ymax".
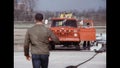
[{"xmin": 14, "ymin": 51, "xmax": 106, "ymax": 68}]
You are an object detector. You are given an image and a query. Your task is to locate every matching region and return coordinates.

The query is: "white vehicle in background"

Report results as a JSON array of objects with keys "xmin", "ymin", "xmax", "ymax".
[
  {"xmin": 96, "ymin": 33, "xmax": 106, "ymax": 45},
  {"xmin": 90, "ymin": 33, "xmax": 106, "ymax": 51}
]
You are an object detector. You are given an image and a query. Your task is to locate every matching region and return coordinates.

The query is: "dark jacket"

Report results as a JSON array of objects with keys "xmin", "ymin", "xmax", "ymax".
[{"xmin": 24, "ymin": 24, "xmax": 59, "ymax": 56}]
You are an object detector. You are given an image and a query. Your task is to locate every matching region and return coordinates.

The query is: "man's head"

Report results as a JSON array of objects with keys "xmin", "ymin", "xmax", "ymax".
[
  {"xmin": 35, "ymin": 13, "xmax": 43, "ymax": 22},
  {"xmin": 86, "ymin": 23, "xmax": 90, "ymax": 26}
]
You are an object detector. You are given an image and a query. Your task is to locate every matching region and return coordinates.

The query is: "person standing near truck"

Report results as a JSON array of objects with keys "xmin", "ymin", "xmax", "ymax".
[
  {"xmin": 83, "ymin": 23, "xmax": 91, "ymax": 50},
  {"xmin": 24, "ymin": 13, "xmax": 59, "ymax": 68}
]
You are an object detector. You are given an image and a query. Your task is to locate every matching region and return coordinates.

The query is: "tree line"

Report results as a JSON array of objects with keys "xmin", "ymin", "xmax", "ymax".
[
  {"xmin": 14, "ymin": 0, "xmax": 106, "ymax": 25},
  {"xmin": 14, "ymin": 8, "xmax": 106, "ymax": 21}
]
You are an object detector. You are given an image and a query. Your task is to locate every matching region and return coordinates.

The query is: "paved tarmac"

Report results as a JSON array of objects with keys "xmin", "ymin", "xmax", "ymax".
[{"xmin": 14, "ymin": 51, "xmax": 106, "ymax": 68}]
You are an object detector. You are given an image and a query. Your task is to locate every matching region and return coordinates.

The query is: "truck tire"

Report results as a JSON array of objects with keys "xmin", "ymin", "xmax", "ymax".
[
  {"xmin": 75, "ymin": 43, "xmax": 81, "ymax": 50},
  {"xmin": 49, "ymin": 41, "xmax": 55, "ymax": 50}
]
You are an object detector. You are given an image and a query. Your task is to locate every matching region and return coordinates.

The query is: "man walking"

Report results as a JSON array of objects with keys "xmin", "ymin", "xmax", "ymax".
[{"xmin": 24, "ymin": 13, "xmax": 59, "ymax": 68}]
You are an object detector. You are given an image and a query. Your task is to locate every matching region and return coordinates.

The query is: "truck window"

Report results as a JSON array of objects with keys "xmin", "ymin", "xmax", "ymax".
[{"xmin": 51, "ymin": 20, "xmax": 77, "ymax": 27}]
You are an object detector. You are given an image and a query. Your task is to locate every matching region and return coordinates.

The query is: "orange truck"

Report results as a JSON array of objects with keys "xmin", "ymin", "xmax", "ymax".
[{"xmin": 49, "ymin": 13, "xmax": 96, "ymax": 50}]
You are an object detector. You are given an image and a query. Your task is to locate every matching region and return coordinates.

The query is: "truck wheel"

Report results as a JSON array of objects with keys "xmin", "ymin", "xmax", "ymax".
[
  {"xmin": 51, "ymin": 44, "xmax": 55, "ymax": 50},
  {"xmin": 75, "ymin": 44, "xmax": 81, "ymax": 50},
  {"xmin": 49, "ymin": 44, "xmax": 55, "ymax": 50},
  {"xmin": 49, "ymin": 41, "xmax": 55, "ymax": 50}
]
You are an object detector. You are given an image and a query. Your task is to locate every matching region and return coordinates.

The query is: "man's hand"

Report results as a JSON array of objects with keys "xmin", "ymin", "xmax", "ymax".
[{"xmin": 26, "ymin": 56, "xmax": 31, "ymax": 61}]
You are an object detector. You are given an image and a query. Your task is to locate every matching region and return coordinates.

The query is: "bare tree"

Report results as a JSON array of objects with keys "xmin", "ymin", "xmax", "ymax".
[
  {"xmin": 14, "ymin": 0, "xmax": 37, "ymax": 21},
  {"xmin": 24, "ymin": 0, "xmax": 38, "ymax": 21},
  {"xmin": 23, "ymin": 0, "xmax": 37, "ymax": 12}
]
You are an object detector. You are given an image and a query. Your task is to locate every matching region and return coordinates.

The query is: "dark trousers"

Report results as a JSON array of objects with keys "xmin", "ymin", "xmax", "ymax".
[
  {"xmin": 83, "ymin": 41, "xmax": 90, "ymax": 50},
  {"xmin": 32, "ymin": 54, "xmax": 49, "ymax": 68}
]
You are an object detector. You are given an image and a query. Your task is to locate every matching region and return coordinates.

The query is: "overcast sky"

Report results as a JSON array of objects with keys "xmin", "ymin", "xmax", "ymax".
[{"xmin": 34, "ymin": 0, "xmax": 106, "ymax": 12}]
